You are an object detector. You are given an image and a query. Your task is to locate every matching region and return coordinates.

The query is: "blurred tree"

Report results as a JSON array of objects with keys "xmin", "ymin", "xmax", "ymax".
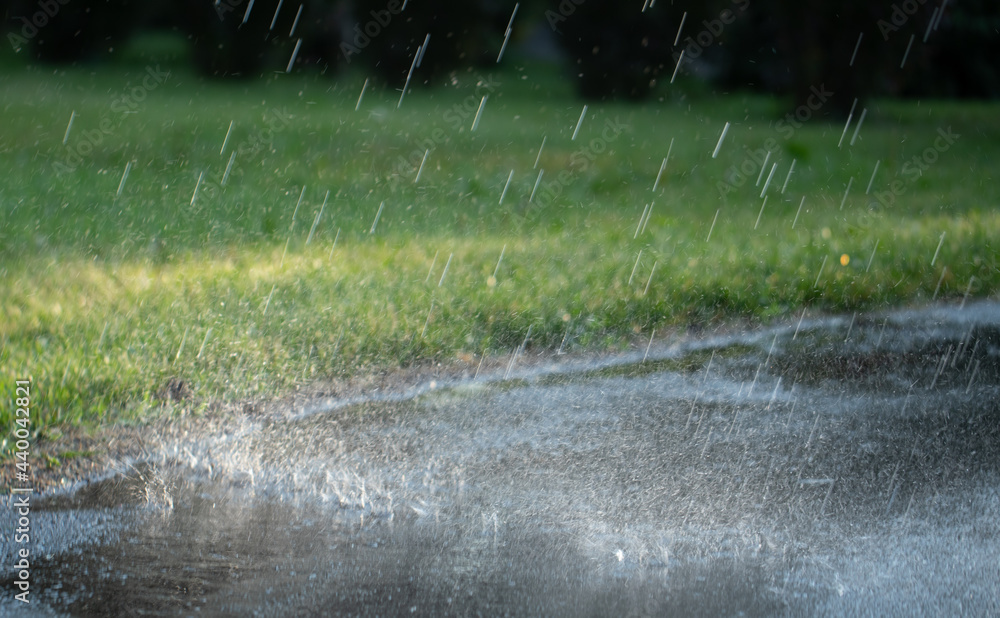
[{"xmin": 347, "ymin": 0, "xmax": 507, "ymax": 86}]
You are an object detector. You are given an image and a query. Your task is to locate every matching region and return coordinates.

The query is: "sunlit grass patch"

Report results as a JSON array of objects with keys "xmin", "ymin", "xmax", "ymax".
[{"xmin": 0, "ymin": 63, "xmax": 998, "ymax": 449}]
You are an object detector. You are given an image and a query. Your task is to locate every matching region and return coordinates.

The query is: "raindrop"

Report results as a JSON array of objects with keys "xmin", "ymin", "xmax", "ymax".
[
  {"xmin": 414, "ymin": 149, "xmax": 430, "ymax": 183},
  {"xmin": 306, "ymin": 190, "xmax": 329, "ymax": 244},
  {"xmin": 931, "ymin": 231, "xmax": 945, "ymax": 266},
  {"xmin": 116, "ymin": 160, "xmax": 132, "ymax": 197},
  {"xmin": 222, "ymin": 151, "xmax": 236, "ymax": 186},
  {"xmin": 711, "ymin": 122, "xmax": 730, "ymax": 159},
  {"xmin": 960, "ymin": 276, "xmax": 975, "ymax": 309},
  {"xmin": 190, "ymin": 172, "xmax": 204, "ymax": 206},
  {"xmin": 197, "ymin": 327, "xmax": 213, "ymax": 359},
  {"xmin": 643, "ymin": 261, "xmax": 657, "ymax": 295},
  {"xmin": 932, "ymin": 267, "xmax": 947, "ymax": 300},
  {"xmin": 839, "ymin": 177, "xmax": 853, "ymax": 210},
  {"xmin": 438, "ymin": 252, "xmax": 453, "ymax": 287},
  {"xmin": 628, "ymin": 250, "xmax": 642, "ymax": 286},
  {"xmin": 706, "ymin": 208, "xmax": 719, "ymax": 241},
  {"xmin": 849, "ymin": 32, "xmax": 863, "ymax": 66},
  {"xmin": 670, "ymin": 50, "xmax": 685, "ymax": 84},
  {"xmin": 62, "ymin": 110, "xmax": 76, "ymax": 145},
  {"xmin": 471, "ymin": 95, "xmax": 487, "ymax": 131},
  {"xmin": 328, "ymin": 228, "xmax": 340, "ymax": 260},
  {"xmin": 242, "ymin": 0, "xmax": 256, "ymax": 25},
  {"xmin": 529, "ymin": 169, "xmax": 544, "ymax": 202},
  {"xmin": 643, "ymin": 328, "xmax": 655, "ymax": 362},
  {"xmin": 370, "ymin": 201, "xmax": 385, "ymax": 234},
  {"xmin": 220, "ymin": 120, "xmax": 234, "ymax": 155},
  {"xmin": 793, "ymin": 307, "xmax": 806, "ymax": 340},
  {"xmin": 924, "ymin": 7, "xmax": 940, "ymax": 42},
  {"xmin": 838, "ymin": 98, "xmax": 858, "ymax": 148},
  {"xmin": 849, "ymin": 108, "xmax": 868, "ymax": 146},
  {"xmin": 416, "ymin": 33, "xmax": 430, "ymax": 68},
  {"xmin": 571, "ymin": 105, "xmax": 587, "ymax": 141},
  {"xmin": 174, "ymin": 326, "xmax": 188, "ymax": 363},
  {"xmin": 865, "ymin": 160, "xmax": 880, "ymax": 194},
  {"xmin": 356, "ymin": 78, "xmax": 369, "ymax": 111},
  {"xmin": 286, "ymin": 38, "xmax": 303, "ymax": 73},
  {"xmin": 814, "ymin": 255, "xmax": 828, "ymax": 288},
  {"xmin": 533, "ymin": 136, "xmax": 546, "ymax": 169},
  {"xmin": 291, "ymin": 185, "xmax": 306, "ymax": 226},
  {"xmin": 755, "ymin": 151, "xmax": 771, "ymax": 186},
  {"xmin": 421, "ymin": 301, "xmax": 434, "ymax": 338},
  {"xmin": 262, "ymin": 284, "xmax": 276, "ymax": 316},
  {"xmin": 673, "ymin": 11, "xmax": 688, "ymax": 46},
  {"xmin": 900, "ymin": 34, "xmax": 915, "ymax": 68},
  {"xmin": 791, "ymin": 195, "xmax": 804, "ymax": 229},
  {"xmin": 492, "ymin": 244, "xmax": 506, "ymax": 280},
  {"xmin": 425, "ymin": 250, "xmax": 438, "ymax": 283},
  {"xmin": 496, "ymin": 3, "xmax": 519, "ymax": 63},
  {"xmin": 653, "ymin": 138, "xmax": 673, "ymax": 191},
  {"xmin": 498, "ymin": 169, "xmax": 514, "ymax": 205},
  {"xmin": 754, "ymin": 196, "xmax": 767, "ymax": 230},
  {"xmin": 269, "ymin": 0, "xmax": 284, "ymax": 33},
  {"xmin": 781, "ymin": 158, "xmax": 796, "ymax": 193},
  {"xmin": 289, "ymin": 3, "xmax": 303, "ymax": 37},
  {"xmin": 760, "ymin": 162, "xmax": 777, "ymax": 197},
  {"xmin": 866, "ymin": 239, "xmax": 879, "ymax": 272}
]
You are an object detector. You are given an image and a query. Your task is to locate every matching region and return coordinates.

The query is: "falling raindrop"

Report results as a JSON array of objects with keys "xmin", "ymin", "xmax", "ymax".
[
  {"xmin": 533, "ymin": 136, "xmax": 546, "ymax": 169},
  {"xmin": 791, "ymin": 195, "xmax": 804, "ymax": 229},
  {"xmin": 471, "ymin": 95, "xmax": 487, "ymax": 131},
  {"xmin": 220, "ymin": 120, "xmax": 234, "ymax": 155},
  {"xmin": 838, "ymin": 98, "xmax": 858, "ymax": 148},
  {"xmin": 370, "ymin": 201, "xmax": 385, "ymax": 234},
  {"xmin": 529, "ymin": 169, "xmax": 544, "ymax": 202},
  {"xmin": 850, "ymin": 108, "xmax": 868, "ymax": 146},
  {"xmin": 306, "ymin": 190, "xmax": 329, "ymax": 244},
  {"xmin": 670, "ymin": 50, "xmax": 685, "ymax": 84},
  {"xmin": 865, "ymin": 160, "xmax": 880, "ymax": 194},
  {"xmin": 849, "ymin": 32, "xmax": 863, "ymax": 66},
  {"xmin": 571, "ymin": 105, "xmax": 587, "ymax": 141},
  {"xmin": 62, "ymin": 110, "xmax": 76, "ymax": 145},
  {"xmin": 269, "ymin": 0, "xmax": 284, "ymax": 34},
  {"xmin": 242, "ymin": 0, "xmax": 256, "ymax": 25},
  {"xmin": 116, "ymin": 160, "xmax": 132, "ymax": 197},
  {"xmin": 900, "ymin": 34, "xmax": 915, "ymax": 68},
  {"xmin": 190, "ymin": 172, "xmax": 204, "ymax": 206},
  {"xmin": 711, "ymin": 122, "xmax": 730, "ymax": 159},
  {"xmin": 498, "ymin": 169, "xmax": 514, "ymax": 205},
  {"xmin": 222, "ymin": 151, "xmax": 236, "ymax": 186},
  {"xmin": 674, "ymin": 11, "xmax": 688, "ymax": 46},
  {"xmin": 289, "ymin": 3, "xmax": 303, "ymax": 37},
  {"xmin": 497, "ymin": 3, "xmax": 519, "ymax": 63},
  {"xmin": 414, "ymin": 149, "xmax": 430, "ymax": 183},
  {"xmin": 438, "ymin": 253, "xmax": 453, "ymax": 287},
  {"xmin": 286, "ymin": 38, "xmax": 303, "ymax": 73},
  {"xmin": 931, "ymin": 231, "xmax": 945, "ymax": 266},
  {"xmin": 356, "ymin": 78, "xmax": 369, "ymax": 111},
  {"xmin": 781, "ymin": 158, "xmax": 796, "ymax": 194}
]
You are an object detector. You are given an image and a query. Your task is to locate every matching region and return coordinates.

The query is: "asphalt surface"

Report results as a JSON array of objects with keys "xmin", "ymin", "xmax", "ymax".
[{"xmin": 3, "ymin": 301, "xmax": 999, "ymax": 616}]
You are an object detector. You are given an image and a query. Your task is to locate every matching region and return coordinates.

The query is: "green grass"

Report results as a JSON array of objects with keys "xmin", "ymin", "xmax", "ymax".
[{"xmin": 1, "ymin": 55, "xmax": 998, "ymax": 450}]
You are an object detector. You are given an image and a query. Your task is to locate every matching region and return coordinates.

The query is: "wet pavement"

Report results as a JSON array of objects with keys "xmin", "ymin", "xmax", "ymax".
[{"xmin": 3, "ymin": 301, "xmax": 999, "ymax": 616}]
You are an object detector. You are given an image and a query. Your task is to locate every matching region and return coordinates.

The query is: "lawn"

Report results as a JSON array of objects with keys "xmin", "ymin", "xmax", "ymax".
[{"xmin": 1, "ymin": 48, "xmax": 998, "ymax": 450}]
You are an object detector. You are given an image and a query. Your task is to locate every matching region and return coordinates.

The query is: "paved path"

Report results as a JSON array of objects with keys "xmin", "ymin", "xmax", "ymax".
[{"xmin": 3, "ymin": 302, "xmax": 999, "ymax": 616}]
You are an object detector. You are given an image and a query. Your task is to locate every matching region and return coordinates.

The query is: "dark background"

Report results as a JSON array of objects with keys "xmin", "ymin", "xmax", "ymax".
[{"xmin": 2, "ymin": 0, "xmax": 998, "ymax": 115}]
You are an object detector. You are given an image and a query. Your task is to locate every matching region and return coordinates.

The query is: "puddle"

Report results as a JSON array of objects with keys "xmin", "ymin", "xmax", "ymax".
[{"xmin": 3, "ymin": 301, "xmax": 999, "ymax": 616}]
